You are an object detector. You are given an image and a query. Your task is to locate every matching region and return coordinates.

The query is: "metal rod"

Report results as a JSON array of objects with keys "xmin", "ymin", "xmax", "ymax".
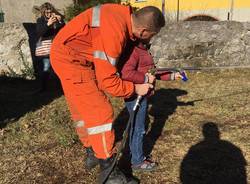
[
  {"xmin": 177, "ymin": 0, "xmax": 180, "ymax": 21},
  {"xmin": 162, "ymin": 0, "xmax": 165, "ymax": 16},
  {"xmin": 230, "ymin": 0, "xmax": 234, "ymax": 20},
  {"xmin": 156, "ymin": 65, "xmax": 250, "ymax": 71}
]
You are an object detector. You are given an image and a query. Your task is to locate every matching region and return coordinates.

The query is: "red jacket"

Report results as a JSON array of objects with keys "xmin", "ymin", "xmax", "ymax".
[{"xmin": 120, "ymin": 41, "xmax": 173, "ymax": 84}]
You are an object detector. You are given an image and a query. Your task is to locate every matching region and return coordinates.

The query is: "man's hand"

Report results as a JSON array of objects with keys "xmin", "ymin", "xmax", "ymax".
[
  {"xmin": 135, "ymin": 83, "xmax": 154, "ymax": 96},
  {"xmin": 145, "ymin": 73, "xmax": 156, "ymax": 84}
]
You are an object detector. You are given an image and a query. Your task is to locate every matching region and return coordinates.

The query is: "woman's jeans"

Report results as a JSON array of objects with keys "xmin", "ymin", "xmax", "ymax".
[
  {"xmin": 42, "ymin": 57, "xmax": 51, "ymax": 72},
  {"xmin": 38, "ymin": 57, "xmax": 50, "ymax": 90},
  {"xmin": 125, "ymin": 97, "xmax": 147, "ymax": 165}
]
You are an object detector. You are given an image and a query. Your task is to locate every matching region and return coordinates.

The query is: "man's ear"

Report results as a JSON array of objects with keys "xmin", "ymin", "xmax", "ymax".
[{"xmin": 139, "ymin": 28, "xmax": 146, "ymax": 38}]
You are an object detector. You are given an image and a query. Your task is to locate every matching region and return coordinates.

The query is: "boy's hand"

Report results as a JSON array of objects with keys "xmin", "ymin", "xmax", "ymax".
[
  {"xmin": 145, "ymin": 73, "xmax": 156, "ymax": 84},
  {"xmin": 175, "ymin": 71, "xmax": 187, "ymax": 80}
]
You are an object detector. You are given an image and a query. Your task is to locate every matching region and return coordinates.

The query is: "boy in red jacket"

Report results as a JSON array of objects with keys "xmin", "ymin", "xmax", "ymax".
[{"xmin": 120, "ymin": 40, "xmax": 183, "ymax": 171}]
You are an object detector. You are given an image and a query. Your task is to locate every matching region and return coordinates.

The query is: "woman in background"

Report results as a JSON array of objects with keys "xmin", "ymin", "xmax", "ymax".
[{"xmin": 36, "ymin": 2, "xmax": 65, "ymax": 91}]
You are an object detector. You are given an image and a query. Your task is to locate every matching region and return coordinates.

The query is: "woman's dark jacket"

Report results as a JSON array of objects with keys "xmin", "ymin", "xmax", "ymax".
[
  {"xmin": 36, "ymin": 16, "xmax": 65, "ymax": 41},
  {"xmin": 36, "ymin": 16, "xmax": 65, "ymax": 59}
]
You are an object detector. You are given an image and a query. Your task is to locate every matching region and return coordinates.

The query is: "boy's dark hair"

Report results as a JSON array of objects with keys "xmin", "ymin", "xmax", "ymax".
[{"xmin": 133, "ymin": 6, "xmax": 165, "ymax": 32}]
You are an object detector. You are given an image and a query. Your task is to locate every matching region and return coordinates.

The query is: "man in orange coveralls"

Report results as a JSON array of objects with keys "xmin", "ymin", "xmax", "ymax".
[{"xmin": 50, "ymin": 3, "xmax": 165, "ymax": 184}]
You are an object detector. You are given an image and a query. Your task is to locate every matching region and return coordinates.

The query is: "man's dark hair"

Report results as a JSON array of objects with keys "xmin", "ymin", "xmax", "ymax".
[{"xmin": 133, "ymin": 6, "xmax": 165, "ymax": 32}]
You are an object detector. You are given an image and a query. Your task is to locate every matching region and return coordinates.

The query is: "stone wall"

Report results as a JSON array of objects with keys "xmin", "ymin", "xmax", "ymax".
[
  {"xmin": 0, "ymin": 23, "xmax": 35, "ymax": 78},
  {"xmin": 151, "ymin": 21, "xmax": 250, "ymax": 67},
  {"xmin": 1, "ymin": 21, "xmax": 250, "ymax": 78}
]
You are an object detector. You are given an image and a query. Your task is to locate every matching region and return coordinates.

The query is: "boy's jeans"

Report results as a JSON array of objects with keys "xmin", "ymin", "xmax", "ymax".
[{"xmin": 125, "ymin": 97, "xmax": 147, "ymax": 165}]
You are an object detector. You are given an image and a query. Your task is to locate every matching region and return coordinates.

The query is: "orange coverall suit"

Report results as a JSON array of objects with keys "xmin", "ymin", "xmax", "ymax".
[{"xmin": 50, "ymin": 4, "xmax": 134, "ymax": 159}]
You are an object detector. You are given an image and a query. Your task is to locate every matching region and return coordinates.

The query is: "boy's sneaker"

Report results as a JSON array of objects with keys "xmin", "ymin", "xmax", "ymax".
[{"xmin": 132, "ymin": 158, "xmax": 158, "ymax": 172}]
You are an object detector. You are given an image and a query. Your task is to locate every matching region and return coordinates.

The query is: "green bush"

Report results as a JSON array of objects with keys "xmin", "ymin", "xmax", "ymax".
[{"xmin": 64, "ymin": 0, "xmax": 122, "ymax": 21}]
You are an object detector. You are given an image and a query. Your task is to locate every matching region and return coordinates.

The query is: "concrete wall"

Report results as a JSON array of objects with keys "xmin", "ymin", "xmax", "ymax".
[{"xmin": 0, "ymin": 0, "xmax": 72, "ymax": 23}]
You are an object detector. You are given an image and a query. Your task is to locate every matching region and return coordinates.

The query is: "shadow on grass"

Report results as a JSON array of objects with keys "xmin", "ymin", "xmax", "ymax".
[
  {"xmin": 180, "ymin": 122, "xmax": 247, "ymax": 184},
  {"xmin": 22, "ymin": 23, "xmax": 39, "ymax": 76},
  {"xmin": 0, "ymin": 76, "xmax": 62, "ymax": 128},
  {"xmin": 145, "ymin": 88, "xmax": 194, "ymax": 155},
  {"xmin": 114, "ymin": 88, "xmax": 194, "ymax": 177}
]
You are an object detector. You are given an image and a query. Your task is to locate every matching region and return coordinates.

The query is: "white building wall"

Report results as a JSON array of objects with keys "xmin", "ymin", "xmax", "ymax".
[{"xmin": 0, "ymin": 0, "xmax": 72, "ymax": 23}]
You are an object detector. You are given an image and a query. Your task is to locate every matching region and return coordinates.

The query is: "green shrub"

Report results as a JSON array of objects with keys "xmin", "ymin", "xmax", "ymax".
[{"xmin": 64, "ymin": 0, "xmax": 122, "ymax": 21}]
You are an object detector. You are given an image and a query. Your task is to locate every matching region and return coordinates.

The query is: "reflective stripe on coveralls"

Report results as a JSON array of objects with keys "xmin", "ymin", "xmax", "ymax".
[
  {"xmin": 92, "ymin": 5, "xmax": 101, "ymax": 27},
  {"xmin": 74, "ymin": 120, "xmax": 90, "ymax": 148},
  {"xmin": 75, "ymin": 120, "xmax": 111, "ymax": 157},
  {"xmin": 75, "ymin": 121, "xmax": 112, "ymax": 135},
  {"xmin": 93, "ymin": 51, "xmax": 117, "ymax": 66},
  {"xmin": 92, "ymin": 5, "xmax": 117, "ymax": 66},
  {"xmin": 75, "ymin": 120, "xmax": 85, "ymax": 128}
]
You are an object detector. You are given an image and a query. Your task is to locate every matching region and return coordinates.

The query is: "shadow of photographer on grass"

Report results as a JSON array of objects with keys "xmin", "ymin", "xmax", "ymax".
[{"xmin": 180, "ymin": 122, "xmax": 247, "ymax": 184}]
